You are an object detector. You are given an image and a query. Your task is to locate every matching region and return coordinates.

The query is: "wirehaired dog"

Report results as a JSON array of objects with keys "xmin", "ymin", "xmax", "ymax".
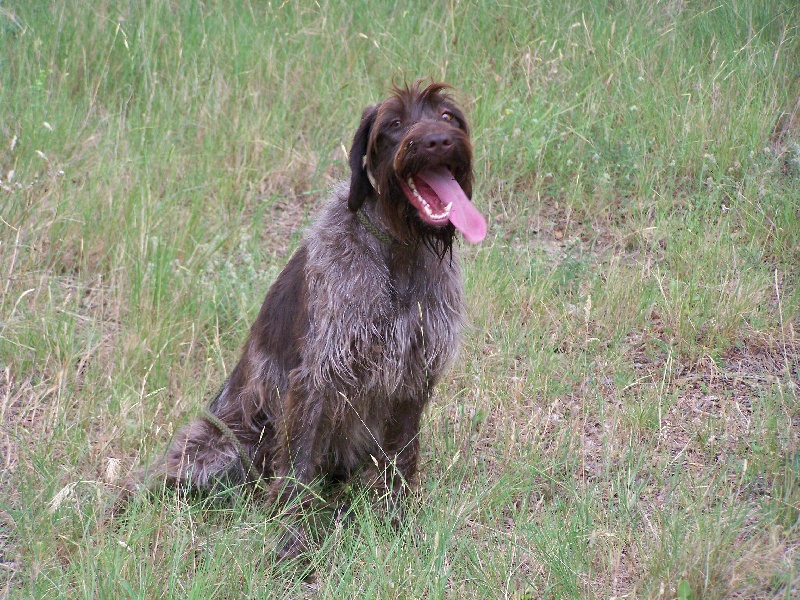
[{"xmin": 138, "ymin": 81, "xmax": 486, "ymax": 558}]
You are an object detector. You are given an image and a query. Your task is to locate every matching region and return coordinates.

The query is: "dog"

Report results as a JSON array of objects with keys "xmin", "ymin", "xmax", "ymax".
[{"xmin": 137, "ymin": 81, "xmax": 486, "ymax": 558}]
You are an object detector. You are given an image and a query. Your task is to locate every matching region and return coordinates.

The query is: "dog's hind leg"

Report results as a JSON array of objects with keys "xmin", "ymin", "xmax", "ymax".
[
  {"xmin": 126, "ymin": 378, "xmax": 268, "ymax": 497},
  {"xmin": 111, "ymin": 411, "xmax": 244, "ymax": 514},
  {"xmin": 158, "ymin": 416, "xmax": 245, "ymax": 489}
]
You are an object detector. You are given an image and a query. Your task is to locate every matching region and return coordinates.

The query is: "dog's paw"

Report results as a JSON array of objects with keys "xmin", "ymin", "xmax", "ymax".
[{"xmin": 275, "ymin": 525, "xmax": 310, "ymax": 561}]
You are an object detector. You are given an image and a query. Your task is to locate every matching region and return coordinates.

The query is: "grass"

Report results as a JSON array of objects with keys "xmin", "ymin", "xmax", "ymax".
[{"xmin": 1, "ymin": 0, "xmax": 799, "ymax": 597}]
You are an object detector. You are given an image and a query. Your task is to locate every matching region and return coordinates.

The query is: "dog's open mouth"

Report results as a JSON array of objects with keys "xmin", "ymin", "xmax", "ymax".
[{"xmin": 399, "ymin": 167, "xmax": 487, "ymax": 243}]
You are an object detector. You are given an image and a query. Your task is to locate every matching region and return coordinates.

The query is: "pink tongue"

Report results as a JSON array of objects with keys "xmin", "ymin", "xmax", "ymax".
[{"xmin": 417, "ymin": 167, "xmax": 487, "ymax": 243}]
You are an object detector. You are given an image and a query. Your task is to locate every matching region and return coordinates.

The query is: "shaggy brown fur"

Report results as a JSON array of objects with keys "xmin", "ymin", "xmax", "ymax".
[{"xmin": 136, "ymin": 82, "xmax": 477, "ymax": 558}]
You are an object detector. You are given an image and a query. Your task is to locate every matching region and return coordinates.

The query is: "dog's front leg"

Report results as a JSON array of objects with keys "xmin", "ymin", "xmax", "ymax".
[
  {"xmin": 376, "ymin": 395, "xmax": 427, "ymax": 528},
  {"xmin": 270, "ymin": 390, "xmax": 326, "ymax": 560}
]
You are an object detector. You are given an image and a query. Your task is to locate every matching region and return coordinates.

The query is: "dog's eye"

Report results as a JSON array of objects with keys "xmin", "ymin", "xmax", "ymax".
[
  {"xmin": 390, "ymin": 119, "xmax": 402, "ymax": 128},
  {"xmin": 441, "ymin": 112, "xmax": 453, "ymax": 122}
]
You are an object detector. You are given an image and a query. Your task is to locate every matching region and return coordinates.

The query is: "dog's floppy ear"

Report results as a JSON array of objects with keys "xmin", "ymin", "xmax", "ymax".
[{"xmin": 347, "ymin": 104, "xmax": 379, "ymax": 212}]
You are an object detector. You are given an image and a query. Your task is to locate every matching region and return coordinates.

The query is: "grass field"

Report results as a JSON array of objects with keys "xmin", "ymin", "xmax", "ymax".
[{"xmin": 2, "ymin": 0, "xmax": 799, "ymax": 597}]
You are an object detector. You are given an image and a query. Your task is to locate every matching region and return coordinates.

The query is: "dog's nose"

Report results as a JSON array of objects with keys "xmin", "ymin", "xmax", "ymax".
[{"xmin": 422, "ymin": 132, "xmax": 453, "ymax": 155}]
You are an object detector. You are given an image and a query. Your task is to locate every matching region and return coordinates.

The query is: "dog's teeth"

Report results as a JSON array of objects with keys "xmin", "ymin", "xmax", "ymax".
[
  {"xmin": 407, "ymin": 176, "xmax": 451, "ymax": 221},
  {"xmin": 407, "ymin": 178, "xmax": 429, "ymax": 208}
]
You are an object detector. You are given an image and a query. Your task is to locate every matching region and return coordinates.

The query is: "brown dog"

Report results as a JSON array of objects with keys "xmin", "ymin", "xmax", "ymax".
[{"xmin": 138, "ymin": 81, "xmax": 486, "ymax": 558}]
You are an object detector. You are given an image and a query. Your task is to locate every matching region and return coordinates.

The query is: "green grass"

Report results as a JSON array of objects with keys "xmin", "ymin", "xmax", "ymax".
[{"xmin": 2, "ymin": 0, "xmax": 799, "ymax": 597}]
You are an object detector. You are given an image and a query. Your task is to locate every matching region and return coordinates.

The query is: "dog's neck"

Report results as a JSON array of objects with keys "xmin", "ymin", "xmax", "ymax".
[{"xmin": 356, "ymin": 209, "xmax": 400, "ymax": 246}]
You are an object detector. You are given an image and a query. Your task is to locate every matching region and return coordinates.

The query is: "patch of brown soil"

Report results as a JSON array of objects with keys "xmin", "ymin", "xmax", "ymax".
[{"xmin": 626, "ymin": 338, "xmax": 799, "ymax": 481}]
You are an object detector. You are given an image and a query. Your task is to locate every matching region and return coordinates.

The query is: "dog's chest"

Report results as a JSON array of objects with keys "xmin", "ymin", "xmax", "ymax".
[
  {"xmin": 386, "ymin": 251, "xmax": 418, "ymax": 298},
  {"xmin": 375, "ymin": 254, "xmax": 462, "ymax": 390},
  {"xmin": 304, "ymin": 252, "xmax": 462, "ymax": 396}
]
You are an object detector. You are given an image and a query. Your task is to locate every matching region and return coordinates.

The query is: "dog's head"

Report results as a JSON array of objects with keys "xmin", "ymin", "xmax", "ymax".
[{"xmin": 348, "ymin": 82, "xmax": 485, "ymax": 249}]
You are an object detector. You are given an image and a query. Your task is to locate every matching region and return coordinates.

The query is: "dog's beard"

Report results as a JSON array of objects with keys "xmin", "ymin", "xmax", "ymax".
[{"xmin": 406, "ymin": 208, "xmax": 456, "ymax": 260}]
